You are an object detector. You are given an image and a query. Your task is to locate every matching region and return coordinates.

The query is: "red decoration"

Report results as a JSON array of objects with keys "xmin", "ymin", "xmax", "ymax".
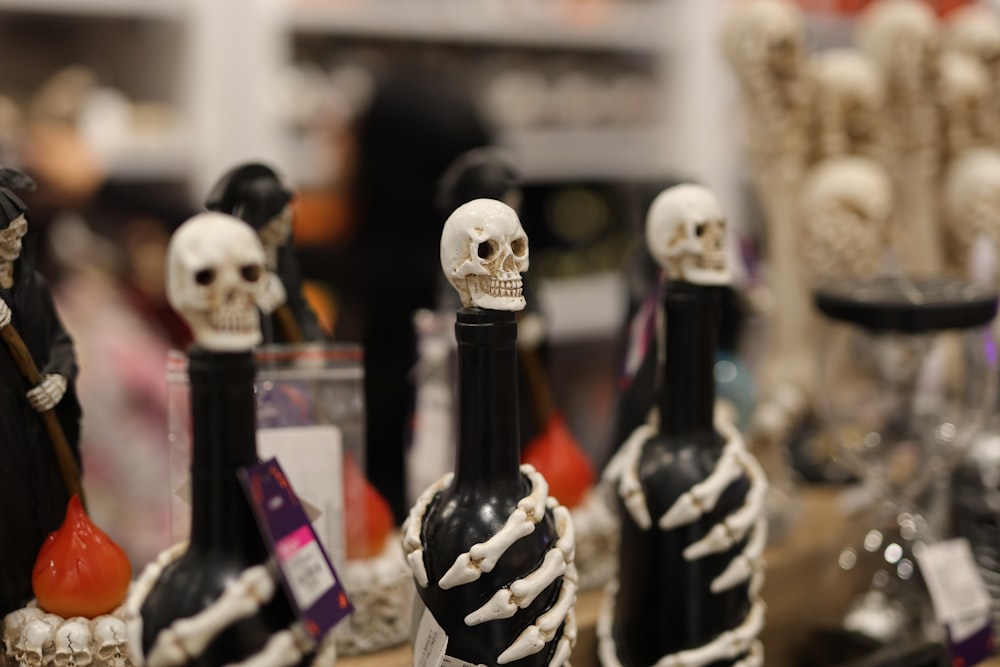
[
  {"xmin": 343, "ymin": 453, "xmax": 394, "ymax": 560},
  {"xmin": 522, "ymin": 413, "xmax": 596, "ymax": 509},
  {"xmin": 32, "ymin": 495, "xmax": 132, "ymax": 618}
]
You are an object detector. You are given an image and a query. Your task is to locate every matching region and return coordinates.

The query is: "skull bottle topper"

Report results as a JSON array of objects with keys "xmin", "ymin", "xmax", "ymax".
[
  {"xmin": 600, "ymin": 185, "xmax": 767, "ymax": 667},
  {"xmin": 403, "ymin": 198, "xmax": 577, "ymax": 667},
  {"xmin": 205, "ymin": 162, "xmax": 325, "ymax": 344},
  {"xmin": 125, "ymin": 212, "xmax": 316, "ymax": 667}
]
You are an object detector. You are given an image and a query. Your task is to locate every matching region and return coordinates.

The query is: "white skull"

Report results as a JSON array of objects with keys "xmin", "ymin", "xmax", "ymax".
[
  {"xmin": 944, "ymin": 4, "xmax": 1000, "ymax": 75},
  {"xmin": 13, "ymin": 616, "xmax": 57, "ymax": 667},
  {"xmin": 3, "ymin": 608, "xmax": 43, "ymax": 661},
  {"xmin": 440, "ymin": 198, "xmax": 529, "ymax": 311},
  {"xmin": 811, "ymin": 49, "xmax": 885, "ymax": 156},
  {"xmin": 800, "ymin": 156, "xmax": 893, "ymax": 285},
  {"xmin": 858, "ymin": 0, "xmax": 939, "ymax": 81},
  {"xmin": 939, "ymin": 51, "xmax": 993, "ymax": 153},
  {"xmin": 944, "ymin": 147, "xmax": 1000, "ymax": 272},
  {"xmin": 645, "ymin": 184, "xmax": 730, "ymax": 285},
  {"xmin": 0, "ymin": 214, "xmax": 27, "ymax": 262},
  {"xmin": 722, "ymin": 0, "xmax": 804, "ymax": 73},
  {"xmin": 53, "ymin": 619, "xmax": 92, "ymax": 667},
  {"xmin": 166, "ymin": 212, "xmax": 268, "ymax": 351},
  {"xmin": 90, "ymin": 617, "xmax": 128, "ymax": 667}
]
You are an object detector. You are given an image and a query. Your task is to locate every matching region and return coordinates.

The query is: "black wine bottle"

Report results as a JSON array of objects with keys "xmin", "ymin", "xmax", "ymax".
[
  {"xmin": 134, "ymin": 348, "xmax": 313, "ymax": 667},
  {"xmin": 404, "ymin": 307, "xmax": 576, "ymax": 667},
  {"xmin": 602, "ymin": 279, "xmax": 764, "ymax": 667}
]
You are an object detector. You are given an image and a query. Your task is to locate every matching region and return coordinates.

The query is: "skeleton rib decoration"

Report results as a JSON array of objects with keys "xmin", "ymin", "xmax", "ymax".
[
  {"xmin": 402, "ymin": 199, "xmax": 576, "ymax": 667},
  {"xmin": 599, "ymin": 185, "xmax": 767, "ymax": 667},
  {"xmin": 124, "ymin": 213, "xmax": 315, "ymax": 667}
]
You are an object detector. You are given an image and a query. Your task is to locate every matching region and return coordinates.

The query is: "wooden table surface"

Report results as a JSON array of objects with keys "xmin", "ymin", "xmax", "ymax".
[{"xmin": 340, "ymin": 486, "xmax": 889, "ymax": 667}]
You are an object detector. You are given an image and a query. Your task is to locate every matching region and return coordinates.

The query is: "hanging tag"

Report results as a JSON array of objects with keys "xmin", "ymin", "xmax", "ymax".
[
  {"xmin": 239, "ymin": 457, "xmax": 354, "ymax": 642},
  {"xmin": 916, "ymin": 538, "xmax": 995, "ymax": 665},
  {"xmin": 412, "ymin": 604, "xmax": 449, "ymax": 667}
]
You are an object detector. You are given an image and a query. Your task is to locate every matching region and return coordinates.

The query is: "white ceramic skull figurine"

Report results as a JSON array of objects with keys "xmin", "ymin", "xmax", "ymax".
[
  {"xmin": 166, "ymin": 212, "xmax": 268, "ymax": 351},
  {"xmin": 90, "ymin": 617, "xmax": 128, "ymax": 667},
  {"xmin": 440, "ymin": 198, "xmax": 529, "ymax": 311},
  {"xmin": 14, "ymin": 617, "xmax": 57, "ymax": 667},
  {"xmin": 3, "ymin": 608, "xmax": 43, "ymax": 662},
  {"xmin": 53, "ymin": 619, "xmax": 92, "ymax": 667},
  {"xmin": 645, "ymin": 184, "xmax": 731, "ymax": 285},
  {"xmin": 811, "ymin": 49, "xmax": 885, "ymax": 159}
]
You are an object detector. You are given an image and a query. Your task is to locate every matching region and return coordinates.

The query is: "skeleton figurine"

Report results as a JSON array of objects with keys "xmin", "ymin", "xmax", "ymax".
[
  {"xmin": 599, "ymin": 185, "xmax": 767, "ymax": 667},
  {"xmin": 403, "ymin": 199, "xmax": 576, "ymax": 667},
  {"xmin": 0, "ymin": 167, "xmax": 82, "ymax": 617},
  {"xmin": 721, "ymin": 0, "xmax": 815, "ymax": 403},
  {"xmin": 125, "ymin": 213, "xmax": 315, "ymax": 667},
  {"xmin": 944, "ymin": 4, "xmax": 1000, "ymax": 147},
  {"xmin": 205, "ymin": 162, "xmax": 324, "ymax": 344},
  {"xmin": 809, "ymin": 49, "xmax": 886, "ymax": 162},
  {"xmin": 857, "ymin": 0, "xmax": 943, "ymax": 274},
  {"xmin": 938, "ymin": 51, "xmax": 995, "ymax": 160},
  {"xmin": 799, "ymin": 156, "xmax": 894, "ymax": 287}
]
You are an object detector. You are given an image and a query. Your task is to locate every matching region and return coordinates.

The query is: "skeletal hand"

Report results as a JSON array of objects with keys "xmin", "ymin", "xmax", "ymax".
[
  {"xmin": 27, "ymin": 374, "xmax": 67, "ymax": 412},
  {"xmin": 258, "ymin": 272, "xmax": 287, "ymax": 315},
  {"xmin": 0, "ymin": 296, "xmax": 9, "ymax": 328}
]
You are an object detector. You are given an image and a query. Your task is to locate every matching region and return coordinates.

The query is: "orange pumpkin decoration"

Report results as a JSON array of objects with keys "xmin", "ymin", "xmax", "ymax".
[
  {"xmin": 32, "ymin": 495, "xmax": 132, "ymax": 618},
  {"xmin": 522, "ymin": 413, "xmax": 595, "ymax": 509},
  {"xmin": 342, "ymin": 454, "xmax": 395, "ymax": 560}
]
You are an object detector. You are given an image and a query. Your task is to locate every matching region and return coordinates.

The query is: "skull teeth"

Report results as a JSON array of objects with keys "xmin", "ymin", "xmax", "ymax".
[
  {"xmin": 487, "ymin": 278, "xmax": 523, "ymax": 298},
  {"xmin": 208, "ymin": 307, "xmax": 256, "ymax": 332}
]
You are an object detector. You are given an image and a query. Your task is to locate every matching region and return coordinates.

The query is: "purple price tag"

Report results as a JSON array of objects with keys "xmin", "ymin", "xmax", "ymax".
[{"xmin": 239, "ymin": 458, "xmax": 354, "ymax": 641}]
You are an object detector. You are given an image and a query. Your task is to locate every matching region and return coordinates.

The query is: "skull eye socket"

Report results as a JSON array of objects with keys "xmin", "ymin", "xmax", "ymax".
[
  {"xmin": 477, "ymin": 241, "xmax": 496, "ymax": 260},
  {"xmin": 195, "ymin": 268, "xmax": 216, "ymax": 286},
  {"xmin": 511, "ymin": 237, "xmax": 527, "ymax": 258},
  {"xmin": 695, "ymin": 223, "xmax": 707, "ymax": 237},
  {"xmin": 241, "ymin": 264, "xmax": 262, "ymax": 282}
]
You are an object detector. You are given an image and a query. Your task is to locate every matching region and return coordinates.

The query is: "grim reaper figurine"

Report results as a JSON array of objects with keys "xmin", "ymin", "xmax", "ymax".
[
  {"xmin": 0, "ymin": 166, "xmax": 82, "ymax": 615},
  {"xmin": 205, "ymin": 162, "xmax": 324, "ymax": 344}
]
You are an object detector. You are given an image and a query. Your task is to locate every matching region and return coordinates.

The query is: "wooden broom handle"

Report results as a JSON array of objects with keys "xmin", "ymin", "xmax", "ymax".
[{"xmin": 0, "ymin": 322, "xmax": 86, "ymax": 507}]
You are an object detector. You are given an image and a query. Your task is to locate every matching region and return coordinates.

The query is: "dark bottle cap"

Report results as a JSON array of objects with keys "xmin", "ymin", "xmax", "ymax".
[{"xmin": 814, "ymin": 276, "xmax": 998, "ymax": 334}]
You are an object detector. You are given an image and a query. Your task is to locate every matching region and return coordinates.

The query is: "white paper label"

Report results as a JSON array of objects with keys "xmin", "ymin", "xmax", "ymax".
[
  {"xmin": 917, "ymin": 538, "xmax": 993, "ymax": 626},
  {"xmin": 413, "ymin": 608, "xmax": 449, "ymax": 667},
  {"xmin": 258, "ymin": 425, "xmax": 345, "ymax": 569}
]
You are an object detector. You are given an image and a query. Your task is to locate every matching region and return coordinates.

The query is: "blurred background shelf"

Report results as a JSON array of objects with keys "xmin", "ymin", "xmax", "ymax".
[
  {"xmin": 502, "ymin": 127, "xmax": 674, "ymax": 182},
  {"xmin": 0, "ymin": 0, "xmax": 184, "ymax": 20},
  {"xmin": 283, "ymin": 0, "xmax": 670, "ymax": 53}
]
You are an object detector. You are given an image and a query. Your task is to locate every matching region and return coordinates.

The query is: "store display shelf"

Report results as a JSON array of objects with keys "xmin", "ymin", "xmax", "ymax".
[
  {"xmin": 102, "ymin": 142, "xmax": 191, "ymax": 181},
  {"xmin": 284, "ymin": 0, "xmax": 669, "ymax": 53},
  {"xmin": 0, "ymin": 0, "xmax": 184, "ymax": 21},
  {"xmin": 501, "ymin": 126, "xmax": 675, "ymax": 182}
]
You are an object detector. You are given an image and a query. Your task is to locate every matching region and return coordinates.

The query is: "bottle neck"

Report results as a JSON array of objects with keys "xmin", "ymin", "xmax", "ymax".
[
  {"xmin": 187, "ymin": 347, "xmax": 262, "ymax": 554},
  {"xmin": 657, "ymin": 281, "xmax": 719, "ymax": 437},
  {"xmin": 453, "ymin": 308, "xmax": 522, "ymax": 493}
]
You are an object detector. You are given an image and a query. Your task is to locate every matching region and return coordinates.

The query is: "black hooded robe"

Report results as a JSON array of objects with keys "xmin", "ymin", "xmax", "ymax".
[{"xmin": 0, "ymin": 260, "xmax": 81, "ymax": 615}]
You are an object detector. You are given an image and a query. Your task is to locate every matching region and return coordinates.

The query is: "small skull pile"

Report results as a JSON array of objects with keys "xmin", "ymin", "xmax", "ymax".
[{"xmin": 2, "ymin": 607, "xmax": 130, "ymax": 667}]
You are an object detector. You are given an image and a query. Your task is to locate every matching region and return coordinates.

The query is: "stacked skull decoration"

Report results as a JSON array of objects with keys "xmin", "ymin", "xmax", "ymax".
[
  {"xmin": 403, "ymin": 199, "xmax": 577, "ymax": 667},
  {"xmin": 125, "ymin": 212, "xmax": 314, "ymax": 667},
  {"xmin": 600, "ymin": 185, "xmax": 767, "ymax": 667}
]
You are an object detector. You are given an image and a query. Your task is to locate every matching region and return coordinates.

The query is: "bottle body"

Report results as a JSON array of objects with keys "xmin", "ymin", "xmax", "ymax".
[
  {"xmin": 405, "ymin": 308, "xmax": 574, "ymax": 667},
  {"xmin": 136, "ymin": 349, "xmax": 311, "ymax": 667},
  {"xmin": 605, "ymin": 282, "xmax": 762, "ymax": 667}
]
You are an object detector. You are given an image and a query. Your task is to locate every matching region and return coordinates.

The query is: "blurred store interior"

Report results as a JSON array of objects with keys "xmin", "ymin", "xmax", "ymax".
[{"xmin": 6, "ymin": 0, "xmax": 1000, "ymax": 665}]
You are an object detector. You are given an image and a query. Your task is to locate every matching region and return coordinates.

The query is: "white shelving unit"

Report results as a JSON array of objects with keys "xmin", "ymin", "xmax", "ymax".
[
  {"xmin": 0, "ymin": 0, "xmax": 741, "ymax": 221},
  {"xmin": 0, "ymin": 0, "xmax": 184, "ymax": 20},
  {"xmin": 284, "ymin": 0, "xmax": 669, "ymax": 53}
]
